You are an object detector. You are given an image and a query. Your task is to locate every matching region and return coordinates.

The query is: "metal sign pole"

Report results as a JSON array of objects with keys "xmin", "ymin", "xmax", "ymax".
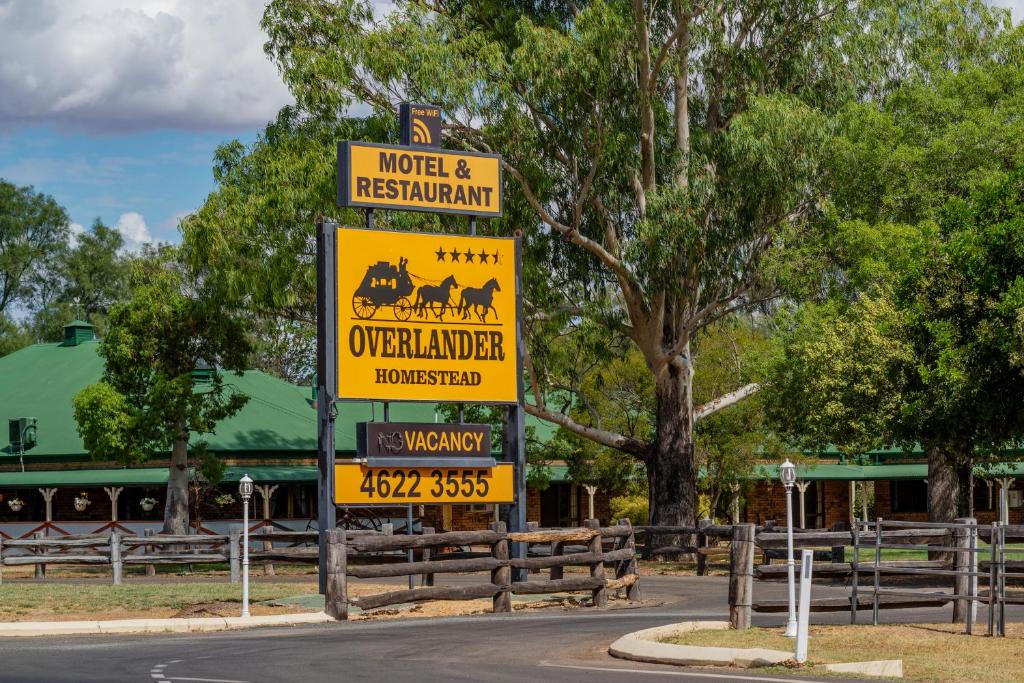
[
  {"xmin": 503, "ymin": 235, "xmax": 528, "ymax": 581},
  {"xmin": 316, "ymin": 221, "xmax": 339, "ymax": 595}
]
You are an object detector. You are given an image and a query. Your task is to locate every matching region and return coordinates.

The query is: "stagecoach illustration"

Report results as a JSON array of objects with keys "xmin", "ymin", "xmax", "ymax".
[
  {"xmin": 351, "ymin": 259, "xmax": 416, "ymax": 320},
  {"xmin": 351, "ymin": 257, "xmax": 501, "ymax": 322}
]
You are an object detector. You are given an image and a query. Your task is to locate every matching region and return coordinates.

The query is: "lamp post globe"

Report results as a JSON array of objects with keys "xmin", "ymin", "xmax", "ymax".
[
  {"xmin": 239, "ymin": 474, "xmax": 253, "ymax": 618},
  {"xmin": 239, "ymin": 474, "xmax": 254, "ymax": 501},
  {"xmin": 780, "ymin": 459, "xmax": 797, "ymax": 489},
  {"xmin": 780, "ymin": 459, "xmax": 798, "ymax": 637}
]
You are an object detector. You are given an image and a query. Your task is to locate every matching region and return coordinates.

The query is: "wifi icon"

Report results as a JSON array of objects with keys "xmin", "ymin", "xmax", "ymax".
[
  {"xmin": 412, "ymin": 118, "xmax": 432, "ymax": 145},
  {"xmin": 401, "ymin": 103, "xmax": 442, "ymax": 148}
]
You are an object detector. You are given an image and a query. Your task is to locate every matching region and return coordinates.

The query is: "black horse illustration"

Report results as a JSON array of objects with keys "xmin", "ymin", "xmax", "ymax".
[
  {"xmin": 458, "ymin": 278, "xmax": 501, "ymax": 322},
  {"xmin": 414, "ymin": 274, "xmax": 459, "ymax": 319}
]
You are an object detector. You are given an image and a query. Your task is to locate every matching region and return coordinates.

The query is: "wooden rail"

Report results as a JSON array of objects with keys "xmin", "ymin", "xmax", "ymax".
[{"xmin": 324, "ymin": 519, "xmax": 641, "ymax": 620}]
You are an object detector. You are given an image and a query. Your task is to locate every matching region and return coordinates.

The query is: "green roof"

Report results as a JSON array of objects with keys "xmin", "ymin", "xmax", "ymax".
[
  {"xmin": 750, "ymin": 463, "xmax": 929, "ymax": 481},
  {"xmin": 0, "ymin": 340, "xmax": 105, "ymax": 458},
  {"xmin": 0, "ymin": 339, "xmax": 554, "ymax": 462}
]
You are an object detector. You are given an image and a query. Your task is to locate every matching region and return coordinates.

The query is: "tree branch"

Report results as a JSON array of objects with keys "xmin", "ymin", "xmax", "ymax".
[
  {"xmin": 524, "ymin": 402, "xmax": 649, "ymax": 459},
  {"xmin": 694, "ymin": 382, "xmax": 761, "ymax": 421}
]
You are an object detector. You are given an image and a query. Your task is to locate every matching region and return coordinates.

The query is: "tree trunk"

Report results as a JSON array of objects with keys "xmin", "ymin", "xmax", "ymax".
[
  {"xmin": 163, "ymin": 434, "xmax": 189, "ymax": 535},
  {"xmin": 927, "ymin": 446, "xmax": 958, "ymax": 524},
  {"xmin": 647, "ymin": 358, "xmax": 697, "ymax": 528},
  {"xmin": 958, "ymin": 460, "xmax": 973, "ymax": 519}
]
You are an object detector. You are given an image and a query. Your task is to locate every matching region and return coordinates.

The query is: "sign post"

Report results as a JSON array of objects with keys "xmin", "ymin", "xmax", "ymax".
[
  {"xmin": 316, "ymin": 221, "xmax": 338, "ymax": 594},
  {"xmin": 318, "ymin": 103, "xmax": 524, "ymax": 597}
]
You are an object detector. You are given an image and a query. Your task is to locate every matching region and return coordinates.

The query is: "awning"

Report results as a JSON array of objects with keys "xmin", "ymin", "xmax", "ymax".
[
  {"xmin": 750, "ymin": 463, "xmax": 929, "ymax": 481},
  {"xmin": 0, "ymin": 468, "xmax": 168, "ymax": 487}
]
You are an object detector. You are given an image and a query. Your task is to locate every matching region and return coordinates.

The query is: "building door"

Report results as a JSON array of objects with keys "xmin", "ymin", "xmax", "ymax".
[
  {"xmin": 803, "ymin": 481, "xmax": 824, "ymax": 529},
  {"xmin": 540, "ymin": 484, "xmax": 574, "ymax": 527}
]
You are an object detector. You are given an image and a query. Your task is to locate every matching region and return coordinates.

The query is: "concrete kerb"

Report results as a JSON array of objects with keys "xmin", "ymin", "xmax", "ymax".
[
  {"xmin": 0, "ymin": 612, "xmax": 333, "ymax": 637},
  {"xmin": 609, "ymin": 621, "xmax": 904, "ymax": 678},
  {"xmin": 609, "ymin": 620, "xmax": 793, "ymax": 668}
]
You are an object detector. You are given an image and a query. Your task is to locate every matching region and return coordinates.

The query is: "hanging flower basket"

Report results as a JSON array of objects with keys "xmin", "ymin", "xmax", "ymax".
[
  {"xmin": 8, "ymin": 498, "xmax": 23, "ymax": 512},
  {"xmin": 214, "ymin": 493, "xmax": 236, "ymax": 508},
  {"xmin": 140, "ymin": 497, "xmax": 157, "ymax": 512},
  {"xmin": 74, "ymin": 493, "xmax": 92, "ymax": 512}
]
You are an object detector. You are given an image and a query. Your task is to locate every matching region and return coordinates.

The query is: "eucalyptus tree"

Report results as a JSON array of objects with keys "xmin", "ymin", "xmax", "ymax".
[
  {"xmin": 184, "ymin": 0, "xmax": 1001, "ymax": 526},
  {"xmin": 0, "ymin": 179, "xmax": 69, "ymax": 315}
]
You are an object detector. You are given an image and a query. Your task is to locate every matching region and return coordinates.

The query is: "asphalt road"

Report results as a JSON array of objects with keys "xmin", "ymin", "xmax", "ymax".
[{"xmin": 0, "ymin": 575, "xmax": 1015, "ymax": 683}]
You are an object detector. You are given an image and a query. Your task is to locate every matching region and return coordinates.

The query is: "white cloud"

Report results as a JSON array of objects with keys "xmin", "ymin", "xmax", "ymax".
[
  {"xmin": 0, "ymin": 1, "xmax": 292, "ymax": 133},
  {"xmin": 68, "ymin": 221, "xmax": 85, "ymax": 247},
  {"xmin": 113, "ymin": 211, "xmax": 152, "ymax": 252}
]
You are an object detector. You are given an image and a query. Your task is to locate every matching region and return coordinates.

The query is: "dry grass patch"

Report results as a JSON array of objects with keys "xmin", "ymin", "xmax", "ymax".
[
  {"xmin": 664, "ymin": 623, "xmax": 1024, "ymax": 683},
  {"xmin": 0, "ymin": 582, "xmax": 319, "ymax": 621}
]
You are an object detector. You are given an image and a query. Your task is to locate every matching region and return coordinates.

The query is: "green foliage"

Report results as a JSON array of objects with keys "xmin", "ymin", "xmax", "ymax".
[
  {"xmin": 610, "ymin": 493, "xmax": 648, "ymax": 526},
  {"xmin": 73, "ymin": 248, "xmax": 251, "ymax": 465},
  {"xmin": 0, "ymin": 179, "xmax": 69, "ymax": 315}
]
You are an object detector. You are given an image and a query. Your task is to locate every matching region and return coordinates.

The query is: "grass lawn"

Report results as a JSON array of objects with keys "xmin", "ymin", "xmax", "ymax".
[
  {"xmin": 664, "ymin": 623, "xmax": 1024, "ymax": 683},
  {"xmin": 0, "ymin": 582, "xmax": 320, "ymax": 621}
]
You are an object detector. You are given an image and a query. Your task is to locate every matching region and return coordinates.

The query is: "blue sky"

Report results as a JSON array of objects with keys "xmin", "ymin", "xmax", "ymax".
[
  {"xmin": 0, "ymin": 126, "xmax": 256, "ymax": 245},
  {"xmin": 0, "ymin": 1, "xmax": 1020, "ymax": 251},
  {"xmin": 0, "ymin": 1, "xmax": 291, "ymax": 249}
]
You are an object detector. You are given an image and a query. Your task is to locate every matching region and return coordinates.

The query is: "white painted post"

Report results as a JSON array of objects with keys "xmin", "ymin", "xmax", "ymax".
[
  {"xmin": 38, "ymin": 488, "xmax": 57, "ymax": 524},
  {"xmin": 795, "ymin": 549, "xmax": 813, "ymax": 663},
  {"xmin": 255, "ymin": 484, "xmax": 279, "ymax": 577},
  {"xmin": 848, "ymin": 481, "xmax": 856, "ymax": 529},
  {"xmin": 242, "ymin": 494, "xmax": 250, "ymax": 618},
  {"xmin": 103, "ymin": 486, "xmax": 123, "ymax": 523},
  {"xmin": 784, "ymin": 485, "xmax": 797, "ymax": 637},
  {"xmin": 584, "ymin": 485, "xmax": 597, "ymax": 522},
  {"xmin": 795, "ymin": 481, "xmax": 810, "ymax": 529},
  {"xmin": 861, "ymin": 482, "xmax": 869, "ymax": 527},
  {"xmin": 997, "ymin": 478, "xmax": 1012, "ymax": 525}
]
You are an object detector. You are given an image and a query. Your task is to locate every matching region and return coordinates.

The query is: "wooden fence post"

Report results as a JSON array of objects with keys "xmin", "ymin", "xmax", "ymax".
[
  {"xmin": 549, "ymin": 539, "xmax": 564, "ymax": 581},
  {"xmin": 34, "ymin": 532, "xmax": 45, "ymax": 580},
  {"xmin": 491, "ymin": 521, "xmax": 511, "ymax": 613},
  {"xmin": 229, "ymin": 525, "xmax": 241, "ymax": 584},
  {"xmin": 585, "ymin": 519, "xmax": 608, "ymax": 607},
  {"xmin": 696, "ymin": 518, "xmax": 711, "ymax": 576},
  {"xmin": 421, "ymin": 527, "xmax": 435, "ymax": 587},
  {"xmin": 262, "ymin": 526, "xmax": 276, "ymax": 577},
  {"xmin": 381, "ymin": 522, "xmax": 393, "ymax": 536},
  {"xmin": 617, "ymin": 519, "xmax": 642, "ymax": 602},
  {"xmin": 324, "ymin": 528, "xmax": 348, "ymax": 620},
  {"xmin": 144, "ymin": 529, "xmax": 156, "ymax": 577},
  {"xmin": 729, "ymin": 524, "xmax": 755, "ymax": 630},
  {"xmin": 110, "ymin": 531, "xmax": 123, "ymax": 585},
  {"xmin": 952, "ymin": 517, "xmax": 975, "ymax": 624}
]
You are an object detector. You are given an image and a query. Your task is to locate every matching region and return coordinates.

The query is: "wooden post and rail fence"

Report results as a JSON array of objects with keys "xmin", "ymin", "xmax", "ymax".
[{"xmin": 322, "ymin": 519, "xmax": 642, "ymax": 619}]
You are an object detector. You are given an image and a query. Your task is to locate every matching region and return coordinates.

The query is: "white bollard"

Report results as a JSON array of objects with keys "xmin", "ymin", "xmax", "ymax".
[{"xmin": 795, "ymin": 549, "xmax": 813, "ymax": 663}]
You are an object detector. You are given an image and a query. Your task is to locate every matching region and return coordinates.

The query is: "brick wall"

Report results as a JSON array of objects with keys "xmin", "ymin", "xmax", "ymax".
[{"xmin": 743, "ymin": 480, "xmax": 852, "ymax": 529}]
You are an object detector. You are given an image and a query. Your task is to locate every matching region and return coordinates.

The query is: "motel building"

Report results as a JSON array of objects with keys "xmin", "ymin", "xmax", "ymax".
[
  {"xmin": 1, "ymin": 321, "xmax": 1022, "ymax": 541},
  {"xmin": 0, "ymin": 321, "xmax": 608, "ymax": 540}
]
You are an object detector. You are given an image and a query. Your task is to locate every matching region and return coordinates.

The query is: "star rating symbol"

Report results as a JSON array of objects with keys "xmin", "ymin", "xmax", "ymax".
[
  {"xmin": 465, "ymin": 250, "xmax": 476, "ymax": 263},
  {"xmin": 479, "ymin": 250, "xmax": 489, "ymax": 264},
  {"xmin": 449, "ymin": 249, "xmax": 462, "ymax": 263},
  {"xmin": 492, "ymin": 250, "xmax": 500, "ymax": 264},
  {"xmin": 435, "ymin": 246, "xmax": 446, "ymax": 261}
]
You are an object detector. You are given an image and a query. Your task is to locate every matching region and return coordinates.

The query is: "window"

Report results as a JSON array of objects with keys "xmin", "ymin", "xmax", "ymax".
[
  {"xmin": 973, "ymin": 479, "xmax": 995, "ymax": 512},
  {"xmin": 892, "ymin": 480, "xmax": 928, "ymax": 513}
]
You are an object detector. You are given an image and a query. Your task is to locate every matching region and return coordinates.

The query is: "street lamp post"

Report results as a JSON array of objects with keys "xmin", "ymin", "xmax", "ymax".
[
  {"xmin": 239, "ymin": 474, "xmax": 254, "ymax": 619},
  {"xmin": 780, "ymin": 459, "xmax": 798, "ymax": 638}
]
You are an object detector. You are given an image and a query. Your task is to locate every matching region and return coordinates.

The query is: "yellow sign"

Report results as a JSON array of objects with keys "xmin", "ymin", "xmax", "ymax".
[
  {"xmin": 337, "ymin": 227, "xmax": 519, "ymax": 403},
  {"xmin": 334, "ymin": 463, "xmax": 515, "ymax": 504},
  {"xmin": 337, "ymin": 141, "xmax": 502, "ymax": 217}
]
